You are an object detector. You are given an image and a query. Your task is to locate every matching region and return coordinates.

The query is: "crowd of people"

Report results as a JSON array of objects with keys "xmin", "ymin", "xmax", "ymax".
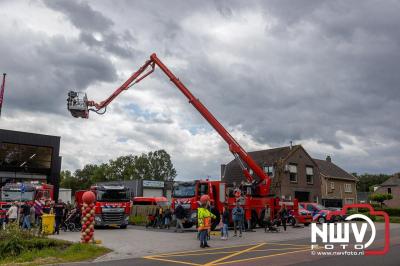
[
  {"xmin": 142, "ymin": 195, "xmax": 291, "ymax": 249},
  {"xmin": 0, "ymin": 198, "xmax": 75, "ymax": 234}
]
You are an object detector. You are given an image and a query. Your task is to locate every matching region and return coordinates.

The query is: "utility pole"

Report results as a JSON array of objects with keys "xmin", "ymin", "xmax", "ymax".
[{"xmin": 0, "ymin": 73, "xmax": 6, "ymax": 117}]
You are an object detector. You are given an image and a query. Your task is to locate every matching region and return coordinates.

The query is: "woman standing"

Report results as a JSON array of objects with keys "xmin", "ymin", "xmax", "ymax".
[
  {"xmin": 197, "ymin": 195, "xmax": 216, "ymax": 248},
  {"xmin": 220, "ymin": 205, "xmax": 229, "ymax": 240}
]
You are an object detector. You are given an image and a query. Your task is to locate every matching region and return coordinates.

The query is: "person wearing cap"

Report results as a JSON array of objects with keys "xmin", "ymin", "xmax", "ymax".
[{"xmin": 197, "ymin": 195, "xmax": 216, "ymax": 248}]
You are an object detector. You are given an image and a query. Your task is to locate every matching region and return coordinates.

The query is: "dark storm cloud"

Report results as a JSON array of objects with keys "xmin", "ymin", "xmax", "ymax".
[
  {"xmin": 126, "ymin": 0, "xmax": 398, "ymax": 174},
  {"xmin": 44, "ymin": 0, "xmax": 136, "ymax": 58},
  {"xmin": 0, "ymin": 31, "xmax": 117, "ymax": 114},
  {"xmin": 1, "ymin": 0, "xmax": 398, "ymax": 175},
  {"xmin": 43, "ymin": 0, "xmax": 113, "ymax": 32}
]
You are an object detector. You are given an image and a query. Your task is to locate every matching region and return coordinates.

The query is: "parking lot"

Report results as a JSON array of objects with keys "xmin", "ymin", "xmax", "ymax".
[{"xmin": 54, "ymin": 222, "xmax": 400, "ymax": 265}]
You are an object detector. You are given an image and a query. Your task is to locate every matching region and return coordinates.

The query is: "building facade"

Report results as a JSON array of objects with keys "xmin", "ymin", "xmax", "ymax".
[
  {"xmin": 97, "ymin": 179, "xmax": 174, "ymax": 201},
  {"xmin": 222, "ymin": 145, "xmax": 322, "ymax": 203},
  {"xmin": 374, "ymin": 174, "xmax": 400, "ymax": 207},
  {"xmin": 222, "ymin": 145, "xmax": 357, "ymax": 207},
  {"xmin": 315, "ymin": 156, "xmax": 357, "ymax": 207},
  {"xmin": 0, "ymin": 129, "xmax": 62, "ymax": 200}
]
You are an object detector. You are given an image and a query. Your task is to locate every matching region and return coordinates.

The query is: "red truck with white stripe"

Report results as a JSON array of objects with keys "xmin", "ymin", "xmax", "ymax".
[{"xmin": 75, "ymin": 184, "xmax": 131, "ymax": 229}]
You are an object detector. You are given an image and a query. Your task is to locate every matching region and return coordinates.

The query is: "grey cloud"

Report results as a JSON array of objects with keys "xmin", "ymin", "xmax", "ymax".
[
  {"xmin": 1, "ymin": 0, "xmax": 399, "ymax": 176},
  {"xmin": 44, "ymin": 0, "xmax": 136, "ymax": 58},
  {"xmin": 43, "ymin": 0, "xmax": 113, "ymax": 32},
  {"xmin": 0, "ymin": 32, "xmax": 117, "ymax": 114}
]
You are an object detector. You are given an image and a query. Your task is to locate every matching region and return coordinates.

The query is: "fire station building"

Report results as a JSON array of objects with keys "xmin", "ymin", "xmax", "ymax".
[{"xmin": 0, "ymin": 129, "xmax": 62, "ymax": 199}]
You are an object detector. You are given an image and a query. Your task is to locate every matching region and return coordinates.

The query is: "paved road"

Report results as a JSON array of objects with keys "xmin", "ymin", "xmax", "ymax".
[{"xmin": 67, "ymin": 226, "xmax": 399, "ymax": 266}]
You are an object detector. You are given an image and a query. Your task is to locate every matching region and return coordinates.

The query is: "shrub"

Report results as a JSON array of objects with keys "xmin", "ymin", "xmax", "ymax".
[
  {"xmin": 381, "ymin": 208, "xmax": 400, "ymax": 217},
  {"xmin": 0, "ymin": 223, "xmax": 70, "ymax": 259},
  {"xmin": 369, "ymin": 193, "xmax": 393, "ymax": 208}
]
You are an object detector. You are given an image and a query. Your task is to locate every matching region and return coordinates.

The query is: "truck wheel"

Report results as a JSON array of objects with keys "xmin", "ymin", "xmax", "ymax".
[
  {"xmin": 120, "ymin": 225, "xmax": 127, "ymax": 229},
  {"xmin": 318, "ymin": 217, "xmax": 326, "ymax": 224},
  {"xmin": 304, "ymin": 223, "xmax": 310, "ymax": 226}
]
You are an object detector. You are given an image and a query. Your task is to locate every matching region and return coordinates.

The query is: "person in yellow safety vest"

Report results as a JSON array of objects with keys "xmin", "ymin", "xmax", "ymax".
[{"xmin": 198, "ymin": 195, "xmax": 216, "ymax": 248}]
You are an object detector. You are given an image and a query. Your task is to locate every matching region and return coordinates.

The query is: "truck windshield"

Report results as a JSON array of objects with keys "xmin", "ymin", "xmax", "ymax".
[
  {"xmin": 1, "ymin": 190, "xmax": 34, "ymax": 202},
  {"xmin": 173, "ymin": 184, "xmax": 196, "ymax": 198},
  {"xmin": 96, "ymin": 190, "xmax": 129, "ymax": 202}
]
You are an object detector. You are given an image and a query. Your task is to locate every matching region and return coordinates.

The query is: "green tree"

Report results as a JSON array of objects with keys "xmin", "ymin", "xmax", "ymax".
[
  {"xmin": 369, "ymin": 193, "xmax": 393, "ymax": 208},
  {"xmin": 356, "ymin": 174, "xmax": 392, "ymax": 192},
  {"xmin": 132, "ymin": 150, "xmax": 177, "ymax": 181},
  {"xmin": 107, "ymin": 155, "xmax": 136, "ymax": 181},
  {"xmin": 59, "ymin": 150, "xmax": 177, "ymax": 191}
]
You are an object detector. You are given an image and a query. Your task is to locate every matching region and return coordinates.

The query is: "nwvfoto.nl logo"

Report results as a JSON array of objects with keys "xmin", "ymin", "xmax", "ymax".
[{"xmin": 310, "ymin": 204, "xmax": 390, "ymax": 256}]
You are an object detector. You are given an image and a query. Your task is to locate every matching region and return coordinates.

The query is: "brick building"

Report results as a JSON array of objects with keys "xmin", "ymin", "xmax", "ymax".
[
  {"xmin": 315, "ymin": 156, "xmax": 358, "ymax": 207},
  {"xmin": 374, "ymin": 174, "xmax": 400, "ymax": 207},
  {"xmin": 221, "ymin": 145, "xmax": 322, "ymax": 202}
]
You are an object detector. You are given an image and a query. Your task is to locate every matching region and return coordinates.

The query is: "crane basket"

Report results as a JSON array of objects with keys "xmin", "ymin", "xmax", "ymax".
[{"xmin": 67, "ymin": 91, "xmax": 89, "ymax": 118}]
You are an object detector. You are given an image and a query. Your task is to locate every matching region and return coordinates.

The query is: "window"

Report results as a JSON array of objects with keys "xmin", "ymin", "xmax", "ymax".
[
  {"xmin": 289, "ymin": 164, "xmax": 297, "ymax": 182},
  {"xmin": 306, "ymin": 205, "xmax": 315, "ymax": 212},
  {"xmin": 306, "ymin": 166, "xmax": 314, "ymax": 184},
  {"xmin": 345, "ymin": 198, "xmax": 354, "ymax": 204},
  {"xmin": 344, "ymin": 183, "xmax": 352, "ymax": 193},
  {"xmin": 330, "ymin": 182, "xmax": 335, "ymax": 190},
  {"xmin": 388, "ymin": 188, "xmax": 392, "ymax": 194},
  {"xmin": 263, "ymin": 165, "xmax": 274, "ymax": 177}
]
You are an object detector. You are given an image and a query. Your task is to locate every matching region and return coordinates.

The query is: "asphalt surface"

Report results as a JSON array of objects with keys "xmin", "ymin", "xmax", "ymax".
[{"xmin": 66, "ymin": 226, "xmax": 399, "ymax": 266}]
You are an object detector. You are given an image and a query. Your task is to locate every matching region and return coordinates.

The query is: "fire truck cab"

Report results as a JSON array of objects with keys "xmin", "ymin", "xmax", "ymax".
[{"xmin": 76, "ymin": 184, "xmax": 131, "ymax": 229}]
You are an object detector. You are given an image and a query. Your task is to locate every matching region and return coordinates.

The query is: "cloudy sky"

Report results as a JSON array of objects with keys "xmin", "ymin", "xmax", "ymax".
[{"xmin": 0, "ymin": 0, "xmax": 399, "ymax": 179}]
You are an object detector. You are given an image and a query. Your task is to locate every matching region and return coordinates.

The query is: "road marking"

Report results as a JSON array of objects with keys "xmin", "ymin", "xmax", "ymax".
[
  {"xmin": 143, "ymin": 255, "xmax": 202, "ymax": 266},
  {"xmin": 165, "ymin": 246, "xmax": 307, "ymax": 257},
  {"xmin": 213, "ymin": 248, "xmax": 311, "ymax": 265},
  {"xmin": 151, "ymin": 243, "xmax": 261, "ymax": 257},
  {"xmin": 203, "ymin": 243, "xmax": 265, "ymax": 266}
]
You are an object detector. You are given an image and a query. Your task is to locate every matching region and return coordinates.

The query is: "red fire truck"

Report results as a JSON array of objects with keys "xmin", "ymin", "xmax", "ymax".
[
  {"xmin": 0, "ymin": 182, "xmax": 54, "ymax": 209},
  {"xmin": 66, "ymin": 53, "xmax": 303, "ymax": 229},
  {"xmin": 75, "ymin": 184, "xmax": 131, "ymax": 229}
]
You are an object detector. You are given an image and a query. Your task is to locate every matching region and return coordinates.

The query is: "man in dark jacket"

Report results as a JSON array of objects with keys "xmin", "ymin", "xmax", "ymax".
[
  {"xmin": 174, "ymin": 203, "xmax": 185, "ymax": 233},
  {"xmin": 54, "ymin": 199, "xmax": 65, "ymax": 234}
]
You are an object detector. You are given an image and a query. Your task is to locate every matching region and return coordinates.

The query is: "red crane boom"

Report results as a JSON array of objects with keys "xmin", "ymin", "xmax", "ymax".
[{"xmin": 67, "ymin": 54, "xmax": 271, "ymax": 196}]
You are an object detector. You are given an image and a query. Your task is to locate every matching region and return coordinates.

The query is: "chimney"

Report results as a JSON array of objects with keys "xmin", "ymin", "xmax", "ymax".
[
  {"xmin": 326, "ymin": 155, "xmax": 332, "ymax": 163},
  {"xmin": 221, "ymin": 164, "xmax": 226, "ymax": 179},
  {"xmin": 290, "ymin": 141, "xmax": 293, "ymax": 150}
]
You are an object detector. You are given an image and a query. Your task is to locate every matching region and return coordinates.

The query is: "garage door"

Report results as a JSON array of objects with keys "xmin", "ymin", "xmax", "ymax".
[{"xmin": 143, "ymin": 188, "xmax": 163, "ymax": 197}]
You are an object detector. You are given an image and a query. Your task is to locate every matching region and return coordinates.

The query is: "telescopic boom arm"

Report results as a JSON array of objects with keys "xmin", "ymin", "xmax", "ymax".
[{"xmin": 67, "ymin": 53, "xmax": 271, "ymax": 196}]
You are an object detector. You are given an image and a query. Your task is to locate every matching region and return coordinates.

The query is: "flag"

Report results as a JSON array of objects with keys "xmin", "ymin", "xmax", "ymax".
[{"xmin": 0, "ymin": 73, "xmax": 6, "ymax": 117}]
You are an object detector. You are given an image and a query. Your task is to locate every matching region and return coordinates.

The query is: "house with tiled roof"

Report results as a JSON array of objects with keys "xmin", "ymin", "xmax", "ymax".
[
  {"xmin": 315, "ymin": 156, "xmax": 358, "ymax": 207},
  {"xmin": 221, "ymin": 145, "xmax": 322, "ymax": 203},
  {"xmin": 373, "ymin": 174, "xmax": 400, "ymax": 207},
  {"xmin": 221, "ymin": 145, "xmax": 357, "ymax": 207}
]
